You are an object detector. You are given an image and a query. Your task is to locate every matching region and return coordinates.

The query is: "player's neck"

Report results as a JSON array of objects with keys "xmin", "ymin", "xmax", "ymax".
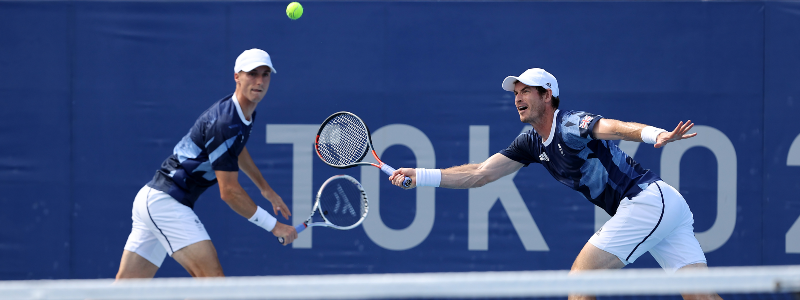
[
  {"xmin": 234, "ymin": 92, "xmax": 257, "ymax": 121},
  {"xmin": 531, "ymin": 108, "xmax": 555, "ymax": 142}
]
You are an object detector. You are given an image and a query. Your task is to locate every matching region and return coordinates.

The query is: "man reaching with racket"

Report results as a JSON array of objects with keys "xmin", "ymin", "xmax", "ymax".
[
  {"xmin": 389, "ymin": 68, "xmax": 722, "ymax": 300},
  {"xmin": 116, "ymin": 48, "xmax": 298, "ymax": 280}
]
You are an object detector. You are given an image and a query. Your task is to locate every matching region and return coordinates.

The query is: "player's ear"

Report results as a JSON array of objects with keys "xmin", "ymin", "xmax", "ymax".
[{"xmin": 234, "ymin": 72, "xmax": 240, "ymax": 82}]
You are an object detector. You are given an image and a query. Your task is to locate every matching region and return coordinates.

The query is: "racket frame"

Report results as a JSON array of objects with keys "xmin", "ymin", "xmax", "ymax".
[
  {"xmin": 314, "ymin": 111, "xmax": 411, "ymax": 186},
  {"xmin": 277, "ymin": 174, "xmax": 368, "ymax": 244},
  {"xmin": 315, "ymin": 111, "xmax": 379, "ymax": 169},
  {"xmin": 307, "ymin": 174, "xmax": 369, "ymax": 230}
]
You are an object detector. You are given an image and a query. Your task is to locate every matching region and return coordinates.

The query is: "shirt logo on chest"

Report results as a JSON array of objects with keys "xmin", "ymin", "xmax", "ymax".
[
  {"xmin": 557, "ymin": 144, "xmax": 565, "ymax": 156},
  {"xmin": 539, "ymin": 152, "xmax": 550, "ymax": 162}
]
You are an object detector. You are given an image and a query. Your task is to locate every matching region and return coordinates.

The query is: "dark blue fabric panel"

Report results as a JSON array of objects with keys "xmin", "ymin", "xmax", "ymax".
[
  {"xmin": 763, "ymin": 1, "xmax": 800, "ymax": 266},
  {"xmin": 0, "ymin": 3, "xmax": 72, "ymax": 279}
]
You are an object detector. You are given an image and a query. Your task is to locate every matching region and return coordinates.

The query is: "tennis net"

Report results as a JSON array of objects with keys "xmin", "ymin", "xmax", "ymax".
[{"xmin": 1, "ymin": 265, "xmax": 799, "ymax": 299}]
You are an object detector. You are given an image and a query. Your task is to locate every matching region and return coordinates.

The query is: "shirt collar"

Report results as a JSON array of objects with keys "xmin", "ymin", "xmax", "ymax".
[
  {"xmin": 542, "ymin": 109, "xmax": 559, "ymax": 146},
  {"xmin": 231, "ymin": 94, "xmax": 252, "ymax": 126}
]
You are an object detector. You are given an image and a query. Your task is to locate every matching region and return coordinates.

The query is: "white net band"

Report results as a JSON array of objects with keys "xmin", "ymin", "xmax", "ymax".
[{"xmin": 2, "ymin": 265, "xmax": 799, "ymax": 300}]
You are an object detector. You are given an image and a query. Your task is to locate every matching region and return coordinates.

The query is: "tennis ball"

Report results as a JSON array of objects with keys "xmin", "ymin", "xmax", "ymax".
[{"xmin": 286, "ymin": 2, "xmax": 303, "ymax": 20}]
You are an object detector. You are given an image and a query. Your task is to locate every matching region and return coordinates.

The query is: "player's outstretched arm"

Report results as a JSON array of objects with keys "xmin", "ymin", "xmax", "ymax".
[
  {"xmin": 216, "ymin": 170, "xmax": 297, "ymax": 245},
  {"xmin": 441, "ymin": 154, "xmax": 523, "ymax": 188},
  {"xmin": 389, "ymin": 154, "xmax": 523, "ymax": 189},
  {"xmin": 592, "ymin": 119, "xmax": 697, "ymax": 148},
  {"xmin": 238, "ymin": 147, "xmax": 290, "ymax": 219}
]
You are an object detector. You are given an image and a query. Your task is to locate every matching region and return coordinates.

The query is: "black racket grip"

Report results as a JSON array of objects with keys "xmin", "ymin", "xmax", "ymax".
[
  {"xmin": 277, "ymin": 223, "xmax": 307, "ymax": 244},
  {"xmin": 380, "ymin": 164, "xmax": 412, "ymax": 188}
]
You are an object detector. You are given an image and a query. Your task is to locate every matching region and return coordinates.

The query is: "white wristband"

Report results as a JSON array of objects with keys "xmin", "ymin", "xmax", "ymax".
[
  {"xmin": 415, "ymin": 168, "xmax": 442, "ymax": 187},
  {"xmin": 641, "ymin": 126, "xmax": 667, "ymax": 144},
  {"xmin": 249, "ymin": 206, "xmax": 277, "ymax": 232}
]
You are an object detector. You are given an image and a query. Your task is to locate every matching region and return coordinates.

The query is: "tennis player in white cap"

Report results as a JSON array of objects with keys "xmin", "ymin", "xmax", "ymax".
[
  {"xmin": 116, "ymin": 48, "xmax": 298, "ymax": 279},
  {"xmin": 390, "ymin": 68, "xmax": 722, "ymax": 300}
]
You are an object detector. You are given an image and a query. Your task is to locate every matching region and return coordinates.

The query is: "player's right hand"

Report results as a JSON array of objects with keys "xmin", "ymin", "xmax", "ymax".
[
  {"xmin": 272, "ymin": 222, "xmax": 298, "ymax": 246},
  {"xmin": 389, "ymin": 168, "xmax": 417, "ymax": 190}
]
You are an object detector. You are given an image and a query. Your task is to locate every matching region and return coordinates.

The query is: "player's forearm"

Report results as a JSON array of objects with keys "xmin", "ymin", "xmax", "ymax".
[
  {"xmin": 221, "ymin": 184, "xmax": 279, "ymax": 232},
  {"xmin": 596, "ymin": 119, "xmax": 646, "ymax": 141},
  {"xmin": 220, "ymin": 185, "xmax": 258, "ymax": 219},
  {"xmin": 440, "ymin": 164, "xmax": 493, "ymax": 189},
  {"xmin": 594, "ymin": 119, "xmax": 669, "ymax": 144},
  {"xmin": 615, "ymin": 122, "xmax": 648, "ymax": 141},
  {"xmin": 594, "ymin": 119, "xmax": 646, "ymax": 141},
  {"xmin": 435, "ymin": 154, "xmax": 522, "ymax": 189}
]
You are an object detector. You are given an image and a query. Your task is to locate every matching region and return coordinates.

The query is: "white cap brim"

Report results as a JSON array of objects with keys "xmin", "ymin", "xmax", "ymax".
[
  {"xmin": 502, "ymin": 76, "xmax": 521, "ymax": 92},
  {"xmin": 238, "ymin": 62, "xmax": 277, "ymax": 74}
]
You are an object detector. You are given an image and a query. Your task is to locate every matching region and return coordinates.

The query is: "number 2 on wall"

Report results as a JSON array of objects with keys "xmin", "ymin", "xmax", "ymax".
[{"xmin": 786, "ymin": 134, "xmax": 800, "ymax": 253}]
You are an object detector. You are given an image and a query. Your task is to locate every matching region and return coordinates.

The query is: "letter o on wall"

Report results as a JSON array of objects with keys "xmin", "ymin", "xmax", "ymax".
[
  {"xmin": 362, "ymin": 124, "xmax": 436, "ymax": 250},
  {"xmin": 660, "ymin": 125, "xmax": 736, "ymax": 253}
]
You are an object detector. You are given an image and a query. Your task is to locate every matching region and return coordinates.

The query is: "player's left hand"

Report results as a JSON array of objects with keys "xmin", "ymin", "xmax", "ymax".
[
  {"xmin": 263, "ymin": 190, "xmax": 291, "ymax": 219},
  {"xmin": 654, "ymin": 120, "xmax": 697, "ymax": 148}
]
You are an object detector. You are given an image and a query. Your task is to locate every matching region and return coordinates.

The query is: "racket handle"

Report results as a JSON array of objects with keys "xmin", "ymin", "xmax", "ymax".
[
  {"xmin": 277, "ymin": 223, "xmax": 307, "ymax": 244},
  {"xmin": 295, "ymin": 222, "xmax": 307, "ymax": 234},
  {"xmin": 380, "ymin": 164, "xmax": 413, "ymax": 188}
]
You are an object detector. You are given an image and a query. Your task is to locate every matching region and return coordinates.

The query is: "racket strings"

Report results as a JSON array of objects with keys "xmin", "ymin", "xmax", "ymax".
[
  {"xmin": 318, "ymin": 178, "xmax": 366, "ymax": 227},
  {"xmin": 317, "ymin": 114, "xmax": 370, "ymax": 166}
]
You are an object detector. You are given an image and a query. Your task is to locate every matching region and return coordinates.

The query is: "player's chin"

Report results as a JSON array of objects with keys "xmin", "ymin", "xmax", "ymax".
[
  {"xmin": 519, "ymin": 113, "xmax": 535, "ymax": 124},
  {"xmin": 251, "ymin": 94, "xmax": 264, "ymax": 103},
  {"xmin": 250, "ymin": 91, "xmax": 266, "ymax": 101}
]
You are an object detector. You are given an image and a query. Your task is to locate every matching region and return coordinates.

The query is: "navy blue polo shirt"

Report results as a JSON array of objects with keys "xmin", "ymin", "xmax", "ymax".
[
  {"xmin": 500, "ymin": 110, "xmax": 660, "ymax": 216},
  {"xmin": 147, "ymin": 94, "xmax": 254, "ymax": 209}
]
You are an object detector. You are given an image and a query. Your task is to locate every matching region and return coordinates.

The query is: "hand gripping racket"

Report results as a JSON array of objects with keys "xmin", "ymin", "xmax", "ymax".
[
  {"xmin": 277, "ymin": 174, "xmax": 369, "ymax": 244},
  {"xmin": 315, "ymin": 111, "xmax": 412, "ymax": 187}
]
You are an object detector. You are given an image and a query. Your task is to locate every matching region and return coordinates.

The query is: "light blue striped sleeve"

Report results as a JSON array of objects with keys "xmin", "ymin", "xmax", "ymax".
[{"xmin": 561, "ymin": 111, "xmax": 603, "ymax": 150}]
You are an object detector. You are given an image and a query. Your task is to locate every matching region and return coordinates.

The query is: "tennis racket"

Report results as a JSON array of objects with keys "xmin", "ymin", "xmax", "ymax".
[
  {"xmin": 315, "ymin": 111, "xmax": 412, "ymax": 187},
  {"xmin": 277, "ymin": 174, "xmax": 369, "ymax": 244}
]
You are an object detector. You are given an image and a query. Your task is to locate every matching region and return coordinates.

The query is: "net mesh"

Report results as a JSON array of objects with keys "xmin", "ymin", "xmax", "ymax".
[
  {"xmin": 317, "ymin": 176, "xmax": 367, "ymax": 228},
  {"xmin": 2, "ymin": 266, "xmax": 800, "ymax": 300},
  {"xmin": 317, "ymin": 113, "xmax": 370, "ymax": 166}
]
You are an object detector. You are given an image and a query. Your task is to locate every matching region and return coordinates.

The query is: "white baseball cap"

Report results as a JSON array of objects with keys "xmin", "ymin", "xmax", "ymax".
[
  {"xmin": 234, "ymin": 48, "xmax": 277, "ymax": 74},
  {"xmin": 501, "ymin": 68, "xmax": 558, "ymax": 96}
]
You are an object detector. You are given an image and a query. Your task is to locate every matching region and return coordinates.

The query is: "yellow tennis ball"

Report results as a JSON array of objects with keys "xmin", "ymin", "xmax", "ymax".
[{"xmin": 286, "ymin": 2, "xmax": 303, "ymax": 20}]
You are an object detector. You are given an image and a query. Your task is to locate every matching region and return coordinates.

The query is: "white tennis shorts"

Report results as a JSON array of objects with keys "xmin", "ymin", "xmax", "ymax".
[
  {"xmin": 123, "ymin": 186, "xmax": 211, "ymax": 267},
  {"xmin": 589, "ymin": 181, "xmax": 707, "ymax": 273}
]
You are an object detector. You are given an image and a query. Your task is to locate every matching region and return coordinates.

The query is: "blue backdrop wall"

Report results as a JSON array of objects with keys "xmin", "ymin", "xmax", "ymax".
[{"xmin": 1, "ymin": 1, "xmax": 800, "ymax": 280}]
